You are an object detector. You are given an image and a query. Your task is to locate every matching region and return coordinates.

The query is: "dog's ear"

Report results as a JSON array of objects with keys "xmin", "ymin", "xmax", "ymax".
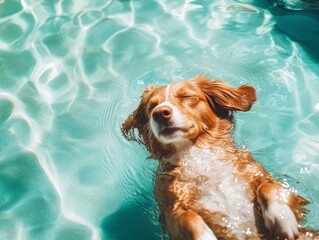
[
  {"xmin": 121, "ymin": 85, "xmax": 157, "ymax": 144},
  {"xmin": 195, "ymin": 75, "xmax": 256, "ymax": 116}
]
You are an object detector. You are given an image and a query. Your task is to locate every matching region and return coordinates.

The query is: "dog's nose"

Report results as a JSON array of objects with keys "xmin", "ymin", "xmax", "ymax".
[{"xmin": 152, "ymin": 106, "xmax": 172, "ymax": 122}]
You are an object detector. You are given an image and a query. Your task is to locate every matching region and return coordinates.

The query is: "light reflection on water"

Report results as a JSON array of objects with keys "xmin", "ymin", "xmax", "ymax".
[{"xmin": 0, "ymin": 0, "xmax": 319, "ymax": 239}]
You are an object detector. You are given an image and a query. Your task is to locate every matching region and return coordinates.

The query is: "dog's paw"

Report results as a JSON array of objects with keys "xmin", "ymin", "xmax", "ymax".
[
  {"xmin": 262, "ymin": 202, "xmax": 299, "ymax": 240},
  {"xmin": 196, "ymin": 227, "xmax": 217, "ymax": 240}
]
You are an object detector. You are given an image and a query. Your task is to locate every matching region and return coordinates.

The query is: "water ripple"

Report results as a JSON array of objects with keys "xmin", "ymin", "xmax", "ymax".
[{"xmin": 1, "ymin": 1, "xmax": 319, "ymax": 239}]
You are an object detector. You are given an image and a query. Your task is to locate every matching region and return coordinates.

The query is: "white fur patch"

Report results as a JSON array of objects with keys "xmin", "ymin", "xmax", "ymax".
[
  {"xmin": 165, "ymin": 84, "xmax": 171, "ymax": 101},
  {"xmin": 197, "ymin": 226, "xmax": 217, "ymax": 240},
  {"xmin": 167, "ymin": 147, "xmax": 258, "ymax": 238},
  {"xmin": 261, "ymin": 202, "xmax": 299, "ymax": 239}
]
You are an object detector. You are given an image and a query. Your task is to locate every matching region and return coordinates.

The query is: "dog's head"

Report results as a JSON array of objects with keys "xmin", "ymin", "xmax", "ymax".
[{"xmin": 121, "ymin": 75, "xmax": 256, "ymax": 159}]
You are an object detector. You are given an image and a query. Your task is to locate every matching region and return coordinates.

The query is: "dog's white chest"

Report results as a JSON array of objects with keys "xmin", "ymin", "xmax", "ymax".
[{"xmin": 172, "ymin": 147, "xmax": 257, "ymax": 237}]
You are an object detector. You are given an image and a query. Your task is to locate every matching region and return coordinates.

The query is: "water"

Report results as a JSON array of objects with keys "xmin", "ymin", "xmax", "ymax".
[
  {"xmin": 0, "ymin": 0, "xmax": 318, "ymax": 239},
  {"xmin": 275, "ymin": 0, "xmax": 319, "ymax": 10}
]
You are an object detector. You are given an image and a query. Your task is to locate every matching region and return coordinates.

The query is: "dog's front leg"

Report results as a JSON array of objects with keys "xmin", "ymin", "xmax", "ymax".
[
  {"xmin": 176, "ymin": 209, "xmax": 217, "ymax": 240},
  {"xmin": 257, "ymin": 182, "xmax": 299, "ymax": 240}
]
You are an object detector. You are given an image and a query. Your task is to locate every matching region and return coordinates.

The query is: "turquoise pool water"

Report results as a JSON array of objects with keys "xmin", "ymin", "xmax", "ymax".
[{"xmin": 0, "ymin": 0, "xmax": 319, "ymax": 239}]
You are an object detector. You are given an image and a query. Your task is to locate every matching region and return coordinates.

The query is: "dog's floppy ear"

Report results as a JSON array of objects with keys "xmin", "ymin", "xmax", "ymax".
[
  {"xmin": 195, "ymin": 75, "xmax": 256, "ymax": 116},
  {"xmin": 121, "ymin": 85, "xmax": 157, "ymax": 144}
]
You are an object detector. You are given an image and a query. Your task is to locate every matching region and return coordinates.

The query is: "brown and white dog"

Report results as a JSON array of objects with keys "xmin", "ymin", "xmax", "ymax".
[{"xmin": 121, "ymin": 75, "xmax": 318, "ymax": 240}]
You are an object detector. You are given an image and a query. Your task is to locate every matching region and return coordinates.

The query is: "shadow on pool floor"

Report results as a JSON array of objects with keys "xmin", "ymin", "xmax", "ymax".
[
  {"xmin": 269, "ymin": 1, "xmax": 319, "ymax": 62},
  {"xmin": 101, "ymin": 203, "xmax": 163, "ymax": 240}
]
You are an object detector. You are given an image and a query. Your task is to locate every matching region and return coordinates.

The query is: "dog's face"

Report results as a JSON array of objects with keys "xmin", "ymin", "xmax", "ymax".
[
  {"xmin": 147, "ymin": 81, "xmax": 216, "ymax": 145},
  {"xmin": 122, "ymin": 75, "xmax": 256, "ymax": 158}
]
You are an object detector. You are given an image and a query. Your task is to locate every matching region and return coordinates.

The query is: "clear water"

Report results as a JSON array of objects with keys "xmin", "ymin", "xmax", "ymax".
[
  {"xmin": 276, "ymin": 0, "xmax": 319, "ymax": 10},
  {"xmin": 0, "ymin": 0, "xmax": 319, "ymax": 239}
]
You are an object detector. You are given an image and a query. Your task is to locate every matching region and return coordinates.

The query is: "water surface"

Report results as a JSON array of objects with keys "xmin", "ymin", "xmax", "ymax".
[{"xmin": 0, "ymin": 0, "xmax": 319, "ymax": 239}]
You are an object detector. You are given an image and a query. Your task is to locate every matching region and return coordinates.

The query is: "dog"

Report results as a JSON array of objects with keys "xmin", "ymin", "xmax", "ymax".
[{"xmin": 121, "ymin": 75, "xmax": 318, "ymax": 240}]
